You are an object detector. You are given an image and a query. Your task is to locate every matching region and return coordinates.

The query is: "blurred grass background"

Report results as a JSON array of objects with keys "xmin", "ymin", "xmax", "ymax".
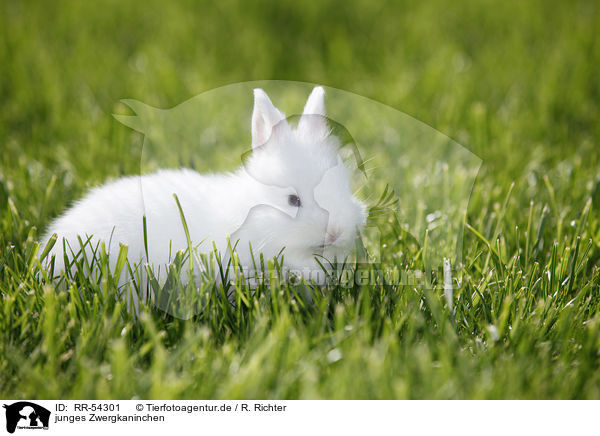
[
  {"xmin": 1, "ymin": 0, "xmax": 600, "ymax": 399},
  {"xmin": 2, "ymin": 0, "xmax": 599, "ymax": 213}
]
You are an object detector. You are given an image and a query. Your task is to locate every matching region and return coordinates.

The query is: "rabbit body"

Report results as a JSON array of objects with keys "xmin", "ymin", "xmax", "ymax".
[
  {"xmin": 43, "ymin": 87, "xmax": 367, "ymax": 288},
  {"xmin": 44, "ymin": 168, "xmax": 278, "ymax": 276}
]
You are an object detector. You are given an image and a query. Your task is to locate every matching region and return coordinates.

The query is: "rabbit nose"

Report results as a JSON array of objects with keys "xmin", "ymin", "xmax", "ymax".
[{"xmin": 326, "ymin": 228, "xmax": 341, "ymax": 244}]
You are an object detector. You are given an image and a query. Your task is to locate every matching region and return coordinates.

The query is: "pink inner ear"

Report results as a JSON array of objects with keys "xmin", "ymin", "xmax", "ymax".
[
  {"xmin": 251, "ymin": 90, "xmax": 287, "ymax": 148},
  {"xmin": 253, "ymin": 116, "xmax": 287, "ymax": 149},
  {"xmin": 252, "ymin": 113, "xmax": 267, "ymax": 147}
]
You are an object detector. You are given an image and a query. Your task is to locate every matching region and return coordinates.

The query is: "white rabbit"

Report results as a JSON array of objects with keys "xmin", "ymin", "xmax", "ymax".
[{"xmin": 42, "ymin": 86, "xmax": 367, "ymax": 293}]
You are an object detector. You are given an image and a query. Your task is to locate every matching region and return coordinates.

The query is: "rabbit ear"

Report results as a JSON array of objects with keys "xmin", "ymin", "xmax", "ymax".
[
  {"xmin": 252, "ymin": 89, "xmax": 286, "ymax": 148},
  {"xmin": 303, "ymin": 86, "xmax": 326, "ymax": 117},
  {"xmin": 298, "ymin": 86, "xmax": 328, "ymax": 138}
]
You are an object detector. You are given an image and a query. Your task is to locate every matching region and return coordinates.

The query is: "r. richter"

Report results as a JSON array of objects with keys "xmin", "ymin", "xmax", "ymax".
[{"xmin": 254, "ymin": 403, "xmax": 287, "ymax": 412}]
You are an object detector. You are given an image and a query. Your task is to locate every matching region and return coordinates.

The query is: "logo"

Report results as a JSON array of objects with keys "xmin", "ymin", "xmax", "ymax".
[{"xmin": 2, "ymin": 402, "xmax": 50, "ymax": 434}]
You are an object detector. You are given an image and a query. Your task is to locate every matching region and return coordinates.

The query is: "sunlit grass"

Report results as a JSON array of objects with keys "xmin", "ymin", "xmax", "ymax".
[{"xmin": 1, "ymin": 0, "xmax": 599, "ymax": 399}]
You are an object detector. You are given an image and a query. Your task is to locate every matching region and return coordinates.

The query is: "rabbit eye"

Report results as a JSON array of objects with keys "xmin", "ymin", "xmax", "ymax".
[{"xmin": 288, "ymin": 194, "xmax": 301, "ymax": 207}]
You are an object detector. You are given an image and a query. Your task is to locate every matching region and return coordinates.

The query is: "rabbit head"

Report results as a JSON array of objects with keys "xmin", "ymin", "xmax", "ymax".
[{"xmin": 240, "ymin": 86, "xmax": 367, "ymax": 276}]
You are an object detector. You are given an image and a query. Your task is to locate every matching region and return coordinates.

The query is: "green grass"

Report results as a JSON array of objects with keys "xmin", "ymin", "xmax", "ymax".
[{"xmin": 1, "ymin": 0, "xmax": 600, "ymax": 399}]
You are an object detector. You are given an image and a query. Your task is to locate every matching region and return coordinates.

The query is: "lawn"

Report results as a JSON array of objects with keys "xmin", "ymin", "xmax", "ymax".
[{"xmin": 1, "ymin": 0, "xmax": 599, "ymax": 399}]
